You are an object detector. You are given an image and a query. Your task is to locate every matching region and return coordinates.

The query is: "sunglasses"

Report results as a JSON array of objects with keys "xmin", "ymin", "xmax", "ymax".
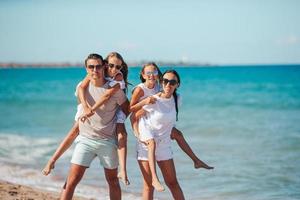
[
  {"xmin": 144, "ymin": 70, "xmax": 158, "ymax": 76},
  {"xmin": 108, "ymin": 63, "xmax": 122, "ymax": 70},
  {"xmin": 87, "ymin": 64, "xmax": 103, "ymax": 70},
  {"xmin": 163, "ymin": 78, "xmax": 178, "ymax": 86}
]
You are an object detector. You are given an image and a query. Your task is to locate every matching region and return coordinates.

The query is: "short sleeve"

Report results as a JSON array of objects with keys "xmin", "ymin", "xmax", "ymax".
[
  {"xmin": 115, "ymin": 90, "xmax": 127, "ymax": 105},
  {"xmin": 109, "ymin": 80, "xmax": 126, "ymax": 89}
]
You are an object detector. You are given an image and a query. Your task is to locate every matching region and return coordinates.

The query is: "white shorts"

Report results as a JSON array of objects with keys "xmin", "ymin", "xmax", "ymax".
[
  {"xmin": 116, "ymin": 109, "xmax": 126, "ymax": 123},
  {"xmin": 71, "ymin": 135, "xmax": 118, "ymax": 169},
  {"xmin": 136, "ymin": 137, "xmax": 173, "ymax": 161}
]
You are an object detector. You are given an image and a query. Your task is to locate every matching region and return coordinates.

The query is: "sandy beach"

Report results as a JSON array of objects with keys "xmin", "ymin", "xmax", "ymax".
[{"xmin": 0, "ymin": 180, "xmax": 89, "ymax": 200}]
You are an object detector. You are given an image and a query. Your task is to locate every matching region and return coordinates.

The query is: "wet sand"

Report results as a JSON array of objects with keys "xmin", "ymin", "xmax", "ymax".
[{"xmin": 0, "ymin": 180, "xmax": 89, "ymax": 200}]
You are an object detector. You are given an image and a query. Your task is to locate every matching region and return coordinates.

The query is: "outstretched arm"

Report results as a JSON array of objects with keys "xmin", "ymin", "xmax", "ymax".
[
  {"xmin": 171, "ymin": 127, "xmax": 214, "ymax": 170},
  {"xmin": 42, "ymin": 122, "xmax": 79, "ymax": 175}
]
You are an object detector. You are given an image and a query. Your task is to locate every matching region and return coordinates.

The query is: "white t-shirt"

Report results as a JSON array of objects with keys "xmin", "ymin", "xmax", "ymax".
[
  {"xmin": 138, "ymin": 94, "xmax": 177, "ymax": 142},
  {"xmin": 133, "ymin": 82, "xmax": 161, "ymax": 101}
]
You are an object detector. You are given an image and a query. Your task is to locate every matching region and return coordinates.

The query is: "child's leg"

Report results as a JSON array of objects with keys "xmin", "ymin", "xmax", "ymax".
[
  {"xmin": 130, "ymin": 113, "xmax": 140, "ymax": 137},
  {"xmin": 171, "ymin": 127, "xmax": 214, "ymax": 170},
  {"xmin": 116, "ymin": 123, "xmax": 130, "ymax": 185},
  {"xmin": 146, "ymin": 139, "xmax": 165, "ymax": 192},
  {"xmin": 42, "ymin": 122, "xmax": 79, "ymax": 176}
]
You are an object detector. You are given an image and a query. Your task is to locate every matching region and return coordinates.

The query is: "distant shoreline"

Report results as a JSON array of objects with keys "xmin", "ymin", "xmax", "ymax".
[
  {"xmin": 1, "ymin": 62, "xmax": 299, "ymax": 68},
  {"xmin": 0, "ymin": 61, "xmax": 214, "ymax": 68}
]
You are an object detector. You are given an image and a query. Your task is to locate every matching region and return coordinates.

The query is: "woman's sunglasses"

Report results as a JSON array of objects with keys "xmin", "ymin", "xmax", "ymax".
[
  {"xmin": 87, "ymin": 64, "xmax": 103, "ymax": 70},
  {"xmin": 108, "ymin": 63, "xmax": 122, "ymax": 70},
  {"xmin": 163, "ymin": 78, "xmax": 178, "ymax": 86}
]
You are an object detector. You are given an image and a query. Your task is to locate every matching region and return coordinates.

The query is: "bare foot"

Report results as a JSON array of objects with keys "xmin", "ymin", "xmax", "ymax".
[
  {"xmin": 42, "ymin": 160, "xmax": 55, "ymax": 176},
  {"xmin": 152, "ymin": 180, "xmax": 165, "ymax": 192},
  {"xmin": 194, "ymin": 159, "xmax": 214, "ymax": 170},
  {"xmin": 118, "ymin": 171, "xmax": 130, "ymax": 186}
]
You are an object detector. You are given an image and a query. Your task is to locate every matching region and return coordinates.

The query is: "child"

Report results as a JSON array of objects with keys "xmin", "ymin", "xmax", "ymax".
[
  {"xmin": 130, "ymin": 63, "xmax": 213, "ymax": 191},
  {"xmin": 43, "ymin": 52, "xmax": 130, "ymax": 185}
]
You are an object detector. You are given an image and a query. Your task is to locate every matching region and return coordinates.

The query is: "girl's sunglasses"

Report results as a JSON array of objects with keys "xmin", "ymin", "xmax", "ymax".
[
  {"xmin": 108, "ymin": 63, "xmax": 122, "ymax": 70},
  {"xmin": 163, "ymin": 78, "xmax": 178, "ymax": 86},
  {"xmin": 144, "ymin": 70, "xmax": 158, "ymax": 76}
]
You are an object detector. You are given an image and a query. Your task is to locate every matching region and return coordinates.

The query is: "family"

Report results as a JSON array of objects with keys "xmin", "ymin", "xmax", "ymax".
[{"xmin": 42, "ymin": 52, "xmax": 213, "ymax": 200}]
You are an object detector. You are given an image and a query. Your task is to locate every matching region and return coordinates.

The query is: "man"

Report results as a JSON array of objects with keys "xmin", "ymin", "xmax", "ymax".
[{"xmin": 60, "ymin": 53, "xmax": 129, "ymax": 200}]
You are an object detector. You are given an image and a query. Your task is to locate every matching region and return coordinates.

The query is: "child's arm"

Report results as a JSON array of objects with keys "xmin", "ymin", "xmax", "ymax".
[
  {"xmin": 171, "ymin": 127, "xmax": 214, "ymax": 170},
  {"xmin": 129, "ymin": 87, "xmax": 156, "ymax": 113},
  {"xmin": 78, "ymin": 75, "xmax": 93, "ymax": 116},
  {"xmin": 91, "ymin": 84, "xmax": 121, "ymax": 112},
  {"xmin": 42, "ymin": 122, "xmax": 79, "ymax": 176}
]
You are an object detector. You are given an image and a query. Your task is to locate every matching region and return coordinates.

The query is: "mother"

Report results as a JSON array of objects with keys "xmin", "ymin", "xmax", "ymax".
[{"xmin": 135, "ymin": 69, "xmax": 185, "ymax": 200}]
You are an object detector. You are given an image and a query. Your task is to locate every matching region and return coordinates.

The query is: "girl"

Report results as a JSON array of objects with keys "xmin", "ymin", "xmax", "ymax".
[
  {"xmin": 130, "ymin": 63, "xmax": 213, "ymax": 195},
  {"xmin": 42, "ymin": 52, "xmax": 130, "ymax": 185}
]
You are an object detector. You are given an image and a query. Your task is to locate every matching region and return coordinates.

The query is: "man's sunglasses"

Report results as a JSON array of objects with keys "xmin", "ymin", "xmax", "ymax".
[
  {"xmin": 87, "ymin": 64, "xmax": 103, "ymax": 70},
  {"xmin": 108, "ymin": 63, "xmax": 122, "ymax": 70},
  {"xmin": 163, "ymin": 78, "xmax": 178, "ymax": 86}
]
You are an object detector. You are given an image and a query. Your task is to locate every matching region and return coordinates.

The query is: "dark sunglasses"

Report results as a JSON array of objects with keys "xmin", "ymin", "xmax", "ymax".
[
  {"xmin": 87, "ymin": 64, "xmax": 103, "ymax": 70},
  {"xmin": 108, "ymin": 63, "xmax": 122, "ymax": 70},
  {"xmin": 163, "ymin": 78, "xmax": 178, "ymax": 86}
]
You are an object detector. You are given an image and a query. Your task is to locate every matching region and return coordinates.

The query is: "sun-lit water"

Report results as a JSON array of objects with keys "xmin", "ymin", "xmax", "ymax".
[{"xmin": 1, "ymin": 65, "xmax": 300, "ymax": 199}]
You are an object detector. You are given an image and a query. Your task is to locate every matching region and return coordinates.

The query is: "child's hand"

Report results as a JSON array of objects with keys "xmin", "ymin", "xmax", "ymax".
[
  {"xmin": 42, "ymin": 159, "xmax": 55, "ymax": 176},
  {"xmin": 114, "ymin": 73, "xmax": 123, "ymax": 81},
  {"xmin": 83, "ymin": 106, "xmax": 93, "ymax": 116},
  {"xmin": 145, "ymin": 96, "xmax": 156, "ymax": 105}
]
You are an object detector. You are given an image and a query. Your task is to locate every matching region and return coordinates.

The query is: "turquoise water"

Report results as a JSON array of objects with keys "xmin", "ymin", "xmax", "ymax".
[{"xmin": 0, "ymin": 65, "xmax": 300, "ymax": 199}]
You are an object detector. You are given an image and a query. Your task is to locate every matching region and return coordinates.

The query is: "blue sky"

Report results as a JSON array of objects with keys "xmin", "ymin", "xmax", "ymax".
[{"xmin": 0, "ymin": 0, "xmax": 300, "ymax": 65}]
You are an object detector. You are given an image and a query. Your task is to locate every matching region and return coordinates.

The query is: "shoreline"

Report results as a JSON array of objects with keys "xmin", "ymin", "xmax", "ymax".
[
  {"xmin": 0, "ymin": 180, "xmax": 89, "ymax": 200},
  {"xmin": 1, "ymin": 63, "xmax": 300, "ymax": 69}
]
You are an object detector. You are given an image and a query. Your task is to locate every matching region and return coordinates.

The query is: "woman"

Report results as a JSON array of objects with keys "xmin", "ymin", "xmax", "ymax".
[{"xmin": 135, "ymin": 69, "xmax": 186, "ymax": 200}]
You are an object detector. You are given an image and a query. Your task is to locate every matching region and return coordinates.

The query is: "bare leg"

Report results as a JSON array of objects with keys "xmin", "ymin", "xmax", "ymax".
[
  {"xmin": 171, "ymin": 128, "xmax": 213, "ymax": 169},
  {"xmin": 116, "ymin": 123, "xmax": 130, "ymax": 185},
  {"xmin": 104, "ymin": 167, "xmax": 121, "ymax": 200},
  {"xmin": 60, "ymin": 164, "xmax": 87, "ymax": 200},
  {"xmin": 158, "ymin": 159, "xmax": 185, "ymax": 200},
  {"xmin": 130, "ymin": 112, "xmax": 140, "ymax": 137},
  {"xmin": 138, "ymin": 160, "xmax": 154, "ymax": 200},
  {"xmin": 146, "ymin": 139, "xmax": 164, "ymax": 192},
  {"xmin": 42, "ymin": 122, "xmax": 79, "ymax": 176}
]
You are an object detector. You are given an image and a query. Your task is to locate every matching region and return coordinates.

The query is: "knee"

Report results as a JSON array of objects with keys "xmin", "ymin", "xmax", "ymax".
[
  {"xmin": 171, "ymin": 129, "xmax": 183, "ymax": 140},
  {"xmin": 146, "ymin": 139, "xmax": 155, "ymax": 148},
  {"xmin": 165, "ymin": 179, "xmax": 180, "ymax": 189},
  {"xmin": 106, "ymin": 176, "xmax": 120, "ymax": 188},
  {"xmin": 118, "ymin": 131, "xmax": 127, "ymax": 140},
  {"xmin": 66, "ymin": 175, "xmax": 81, "ymax": 189},
  {"xmin": 144, "ymin": 182, "xmax": 154, "ymax": 193}
]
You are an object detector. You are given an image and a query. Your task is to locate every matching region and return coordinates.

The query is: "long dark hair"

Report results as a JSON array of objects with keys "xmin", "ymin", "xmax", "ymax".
[{"xmin": 162, "ymin": 69, "xmax": 180, "ymax": 121}]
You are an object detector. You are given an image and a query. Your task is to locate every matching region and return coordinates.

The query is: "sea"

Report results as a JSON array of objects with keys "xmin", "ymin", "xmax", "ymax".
[{"xmin": 0, "ymin": 65, "xmax": 300, "ymax": 200}]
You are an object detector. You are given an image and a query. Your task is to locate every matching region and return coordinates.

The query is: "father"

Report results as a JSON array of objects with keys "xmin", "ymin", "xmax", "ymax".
[{"xmin": 60, "ymin": 53, "xmax": 129, "ymax": 200}]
